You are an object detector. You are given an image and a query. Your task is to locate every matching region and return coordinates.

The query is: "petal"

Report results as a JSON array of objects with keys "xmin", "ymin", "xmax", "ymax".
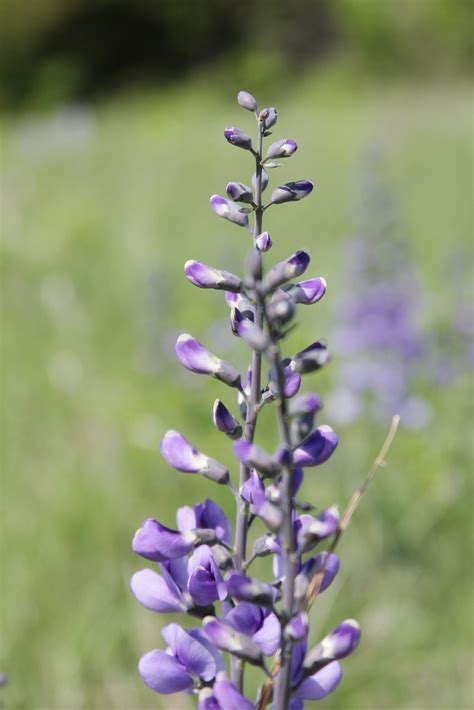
[
  {"xmin": 130, "ymin": 569, "xmax": 185, "ymax": 613},
  {"xmin": 293, "ymin": 425, "xmax": 338, "ymax": 467},
  {"xmin": 132, "ymin": 518, "xmax": 196, "ymax": 562},
  {"xmin": 253, "ymin": 611, "xmax": 281, "ymax": 656},
  {"xmin": 138, "ymin": 649, "xmax": 192, "ymax": 694},
  {"xmin": 295, "ymin": 661, "xmax": 342, "ymax": 700},
  {"xmin": 213, "ymin": 675, "xmax": 254, "ymax": 710},
  {"xmin": 175, "ymin": 334, "xmax": 220, "ymax": 375},
  {"xmin": 160, "ymin": 557, "xmax": 189, "ymax": 593},
  {"xmin": 188, "ymin": 566, "xmax": 219, "ymax": 606},
  {"xmin": 176, "ymin": 505, "xmax": 196, "ymax": 533},
  {"xmin": 189, "ymin": 627, "xmax": 226, "ymax": 674},
  {"xmin": 194, "ymin": 498, "xmax": 232, "ymax": 545},
  {"xmin": 170, "ymin": 624, "xmax": 217, "ymax": 682},
  {"xmin": 160, "ymin": 430, "xmax": 208, "ymax": 472},
  {"xmin": 225, "ymin": 602, "xmax": 263, "ymax": 636}
]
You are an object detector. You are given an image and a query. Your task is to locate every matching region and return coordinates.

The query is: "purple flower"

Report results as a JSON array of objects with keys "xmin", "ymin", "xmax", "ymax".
[
  {"xmin": 259, "ymin": 107, "xmax": 278, "ymax": 129},
  {"xmin": 225, "ymin": 602, "xmax": 280, "ymax": 655},
  {"xmin": 294, "ymin": 661, "xmax": 343, "ymax": 701},
  {"xmin": 130, "ymin": 567, "xmax": 187, "ymax": 614},
  {"xmin": 226, "ymin": 181, "xmax": 253, "ymax": 203},
  {"xmin": 175, "ymin": 334, "xmax": 241, "ymax": 387},
  {"xmin": 266, "ymin": 138, "xmax": 298, "ymax": 160},
  {"xmin": 288, "ymin": 393, "xmax": 322, "ymax": 417},
  {"xmin": 202, "ymin": 616, "xmax": 264, "ymax": 665},
  {"xmin": 296, "ymin": 506, "xmax": 340, "ymax": 553},
  {"xmin": 283, "ymin": 276, "xmax": 327, "ymax": 305},
  {"xmin": 269, "ymin": 179, "xmax": 314, "ymax": 205},
  {"xmin": 237, "ymin": 90, "xmax": 257, "ymax": 112},
  {"xmin": 240, "ymin": 470, "xmax": 283, "ymax": 530},
  {"xmin": 284, "ymin": 611, "xmax": 309, "ymax": 642},
  {"xmin": 293, "ymin": 425, "xmax": 338, "ymax": 467},
  {"xmin": 132, "ymin": 517, "xmax": 196, "ymax": 562},
  {"xmin": 225, "ymin": 290, "xmax": 255, "ymax": 320},
  {"xmin": 303, "ymin": 619, "xmax": 361, "ymax": 675},
  {"xmin": 199, "ymin": 672, "xmax": 254, "ymax": 710},
  {"xmin": 160, "ymin": 430, "xmax": 229, "ymax": 484},
  {"xmin": 224, "ymin": 126, "xmax": 252, "ymax": 150},
  {"xmin": 212, "ymin": 399, "xmax": 242, "ymax": 439},
  {"xmin": 188, "ymin": 545, "xmax": 227, "ymax": 606},
  {"xmin": 268, "ymin": 360, "xmax": 302, "ymax": 400},
  {"xmin": 255, "ymin": 231, "xmax": 272, "ymax": 252},
  {"xmin": 184, "ymin": 260, "xmax": 242, "ymax": 292},
  {"xmin": 292, "ymin": 341, "xmax": 331, "ymax": 374},
  {"xmin": 231, "ymin": 307, "xmax": 268, "ymax": 351},
  {"xmin": 264, "ymin": 250, "xmax": 310, "ymax": 292},
  {"xmin": 210, "ymin": 195, "xmax": 249, "ymax": 228},
  {"xmin": 234, "ymin": 440, "xmax": 278, "ymax": 477},
  {"xmin": 138, "ymin": 623, "xmax": 223, "ymax": 694},
  {"xmin": 293, "ymin": 552, "xmax": 340, "ymax": 601},
  {"xmin": 225, "ymin": 571, "xmax": 275, "ymax": 607},
  {"xmin": 177, "ymin": 497, "xmax": 232, "ymax": 545}
]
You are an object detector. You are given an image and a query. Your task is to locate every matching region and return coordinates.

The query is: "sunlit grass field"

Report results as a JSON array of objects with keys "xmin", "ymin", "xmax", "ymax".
[{"xmin": 2, "ymin": 70, "xmax": 473, "ymax": 709}]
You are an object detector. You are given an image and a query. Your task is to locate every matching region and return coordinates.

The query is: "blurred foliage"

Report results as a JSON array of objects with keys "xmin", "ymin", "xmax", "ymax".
[
  {"xmin": 2, "ymin": 67, "xmax": 473, "ymax": 707},
  {"xmin": 0, "ymin": 0, "xmax": 472, "ymax": 109}
]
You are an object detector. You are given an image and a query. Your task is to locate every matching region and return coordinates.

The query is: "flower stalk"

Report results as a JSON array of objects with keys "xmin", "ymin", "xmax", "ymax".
[{"xmin": 129, "ymin": 89, "xmax": 396, "ymax": 709}]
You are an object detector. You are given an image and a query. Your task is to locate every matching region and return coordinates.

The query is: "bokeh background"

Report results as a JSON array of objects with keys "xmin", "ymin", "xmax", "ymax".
[{"xmin": 2, "ymin": 1, "xmax": 473, "ymax": 708}]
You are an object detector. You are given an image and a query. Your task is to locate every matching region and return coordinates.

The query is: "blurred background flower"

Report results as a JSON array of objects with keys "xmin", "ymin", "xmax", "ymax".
[{"xmin": 1, "ymin": 0, "xmax": 472, "ymax": 708}]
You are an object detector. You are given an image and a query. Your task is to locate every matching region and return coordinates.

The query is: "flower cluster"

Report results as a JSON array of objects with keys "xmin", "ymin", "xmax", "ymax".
[{"xmin": 131, "ymin": 91, "xmax": 360, "ymax": 709}]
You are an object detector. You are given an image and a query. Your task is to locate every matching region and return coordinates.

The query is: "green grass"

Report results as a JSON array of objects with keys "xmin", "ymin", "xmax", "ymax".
[{"xmin": 2, "ymin": 70, "xmax": 473, "ymax": 708}]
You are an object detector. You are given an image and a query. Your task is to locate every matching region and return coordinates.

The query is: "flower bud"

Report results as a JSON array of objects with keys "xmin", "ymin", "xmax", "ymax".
[
  {"xmin": 185, "ymin": 260, "xmax": 242, "ymax": 293},
  {"xmin": 274, "ymin": 443, "xmax": 292, "ymax": 467},
  {"xmin": 266, "ymin": 138, "xmax": 298, "ymax": 160},
  {"xmin": 269, "ymin": 359, "xmax": 302, "ymax": 400},
  {"xmin": 266, "ymin": 291, "xmax": 295, "ymax": 326},
  {"xmin": 264, "ymin": 250, "xmax": 310, "ymax": 293},
  {"xmin": 233, "ymin": 440, "xmax": 279, "ymax": 477},
  {"xmin": 270, "ymin": 179, "xmax": 314, "ymax": 205},
  {"xmin": 226, "ymin": 181, "xmax": 254, "ymax": 204},
  {"xmin": 231, "ymin": 307, "xmax": 268, "ymax": 352},
  {"xmin": 252, "ymin": 168, "xmax": 269, "ymax": 193},
  {"xmin": 213, "ymin": 399, "xmax": 242, "ymax": 439},
  {"xmin": 291, "ymin": 413, "xmax": 315, "ymax": 444},
  {"xmin": 203, "ymin": 617, "xmax": 264, "ymax": 666},
  {"xmin": 303, "ymin": 620, "xmax": 361, "ymax": 676},
  {"xmin": 291, "ymin": 341, "xmax": 331, "ymax": 374},
  {"xmin": 224, "ymin": 126, "xmax": 252, "ymax": 150},
  {"xmin": 225, "ymin": 571, "xmax": 275, "ymax": 607},
  {"xmin": 210, "ymin": 195, "xmax": 249, "ymax": 228},
  {"xmin": 259, "ymin": 107, "xmax": 278, "ymax": 130},
  {"xmin": 283, "ymin": 277, "xmax": 327, "ymax": 305},
  {"xmin": 211, "ymin": 543, "xmax": 234, "ymax": 571},
  {"xmin": 251, "ymin": 534, "xmax": 277, "ymax": 559},
  {"xmin": 175, "ymin": 334, "xmax": 241, "ymax": 388},
  {"xmin": 160, "ymin": 430, "xmax": 229, "ymax": 484},
  {"xmin": 255, "ymin": 231, "xmax": 272, "ymax": 252},
  {"xmin": 297, "ymin": 506, "xmax": 340, "ymax": 553},
  {"xmin": 237, "ymin": 90, "xmax": 257, "ymax": 112},
  {"xmin": 288, "ymin": 393, "xmax": 322, "ymax": 417},
  {"xmin": 294, "ymin": 552, "xmax": 340, "ymax": 605},
  {"xmin": 284, "ymin": 611, "xmax": 308, "ymax": 642},
  {"xmin": 293, "ymin": 425, "xmax": 338, "ymax": 467}
]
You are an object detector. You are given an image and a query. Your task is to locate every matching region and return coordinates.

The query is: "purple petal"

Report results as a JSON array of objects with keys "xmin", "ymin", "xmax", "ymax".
[
  {"xmin": 316, "ymin": 619, "xmax": 361, "ymax": 661},
  {"xmin": 160, "ymin": 557, "xmax": 189, "ymax": 593},
  {"xmin": 188, "ymin": 566, "xmax": 220, "ymax": 606},
  {"xmin": 132, "ymin": 518, "xmax": 196, "ymax": 562},
  {"xmin": 161, "ymin": 623, "xmax": 217, "ymax": 682},
  {"xmin": 210, "ymin": 195, "xmax": 249, "ymax": 227},
  {"xmin": 255, "ymin": 231, "xmax": 272, "ymax": 252},
  {"xmin": 284, "ymin": 366, "xmax": 301, "ymax": 398},
  {"xmin": 138, "ymin": 649, "xmax": 192, "ymax": 694},
  {"xmin": 225, "ymin": 602, "xmax": 263, "ymax": 636},
  {"xmin": 213, "ymin": 399, "xmax": 242, "ymax": 439},
  {"xmin": 295, "ymin": 661, "xmax": 342, "ymax": 700},
  {"xmin": 160, "ymin": 430, "xmax": 207, "ymax": 472},
  {"xmin": 130, "ymin": 568, "xmax": 186, "ymax": 613},
  {"xmin": 176, "ymin": 505, "xmax": 196, "ymax": 533},
  {"xmin": 293, "ymin": 425, "xmax": 338, "ymax": 467},
  {"xmin": 175, "ymin": 334, "xmax": 221, "ymax": 375},
  {"xmin": 184, "ymin": 260, "xmax": 242, "ymax": 292},
  {"xmin": 213, "ymin": 674, "xmax": 254, "ymax": 710},
  {"xmin": 194, "ymin": 498, "xmax": 232, "ymax": 545},
  {"xmin": 253, "ymin": 611, "xmax": 281, "ymax": 655},
  {"xmin": 301, "ymin": 552, "xmax": 340, "ymax": 594},
  {"xmin": 189, "ymin": 627, "xmax": 226, "ymax": 674},
  {"xmin": 225, "ymin": 571, "xmax": 274, "ymax": 607},
  {"xmin": 240, "ymin": 470, "xmax": 266, "ymax": 508},
  {"xmin": 233, "ymin": 440, "xmax": 278, "ymax": 476},
  {"xmin": 202, "ymin": 618, "xmax": 263, "ymax": 665}
]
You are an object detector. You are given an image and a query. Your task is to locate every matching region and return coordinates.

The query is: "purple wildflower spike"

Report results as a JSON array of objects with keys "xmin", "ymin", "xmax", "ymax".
[
  {"xmin": 131, "ymin": 91, "xmax": 369, "ymax": 707},
  {"xmin": 266, "ymin": 138, "xmax": 298, "ymax": 160},
  {"xmin": 160, "ymin": 430, "xmax": 229, "ymax": 484},
  {"xmin": 210, "ymin": 195, "xmax": 249, "ymax": 228},
  {"xmin": 185, "ymin": 260, "xmax": 242, "ymax": 292},
  {"xmin": 224, "ymin": 126, "xmax": 252, "ymax": 150},
  {"xmin": 175, "ymin": 334, "xmax": 241, "ymax": 387},
  {"xmin": 269, "ymin": 179, "xmax": 314, "ymax": 205},
  {"xmin": 237, "ymin": 90, "xmax": 257, "ymax": 112}
]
